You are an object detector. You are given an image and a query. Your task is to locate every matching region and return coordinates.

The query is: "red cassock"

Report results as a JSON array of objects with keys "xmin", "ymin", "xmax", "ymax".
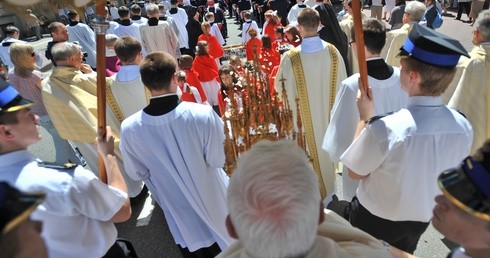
[{"xmin": 198, "ymin": 33, "xmax": 224, "ymax": 59}]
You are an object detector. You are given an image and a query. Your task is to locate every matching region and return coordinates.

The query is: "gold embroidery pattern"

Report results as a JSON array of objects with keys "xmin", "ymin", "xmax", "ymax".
[
  {"xmin": 106, "ymin": 84, "xmax": 125, "ymax": 124},
  {"xmin": 327, "ymin": 43, "xmax": 338, "ymax": 116},
  {"xmin": 287, "ymin": 48, "xmax": 326, "ymax": 199}
]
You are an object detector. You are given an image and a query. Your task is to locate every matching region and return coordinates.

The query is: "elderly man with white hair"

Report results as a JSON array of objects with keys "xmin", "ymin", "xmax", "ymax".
[{"xmin": 218, "ymin": 140, "xmax": 393, "ymax": 258}]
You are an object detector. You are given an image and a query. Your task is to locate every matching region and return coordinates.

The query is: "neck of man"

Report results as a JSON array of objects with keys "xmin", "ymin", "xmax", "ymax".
[
  {"xmin": 0, "ymin": 145, "xmax": 27, "ymax": 155},
  {"xmin": 151, "ymin": 88, "xmax": 176, "ymax": 97}
]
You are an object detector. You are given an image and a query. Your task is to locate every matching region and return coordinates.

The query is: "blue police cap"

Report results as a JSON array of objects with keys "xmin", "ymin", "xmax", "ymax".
[
  {"xmin": 0, "ymin": 79, "xmax": 33, "ymax": 113},
  {"xmin": 398, "ymin": 24, "xmax": 469, "ymax": 68},
  {"xmin": 438, "ymin": 153, "xmax": 490, "ymax": 221},
  {"xmin": 0, "ymin": 182, "xmax": 45, "ymax": 235}
]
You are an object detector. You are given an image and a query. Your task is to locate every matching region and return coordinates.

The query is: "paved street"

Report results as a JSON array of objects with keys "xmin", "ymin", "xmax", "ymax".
[{"xmin": 27, "ymin": 6, "xmax": 476, "ymax": 257}]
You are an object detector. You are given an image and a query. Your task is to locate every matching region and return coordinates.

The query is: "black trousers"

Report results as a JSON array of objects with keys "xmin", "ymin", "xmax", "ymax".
[
  {"xmin": 349, "ymin": 197, "xmax": 429, "ymax": 254},
  {"xmin": 103, "ymin": 239, "xmax": 138, "ymax": 258},
  {"xmin": 456, "ymin": 2, "xmax": 471, "ymax": 19},
  {"xmin": 178, "ymin": 242, "xmax": 221, "ymax": 258}
]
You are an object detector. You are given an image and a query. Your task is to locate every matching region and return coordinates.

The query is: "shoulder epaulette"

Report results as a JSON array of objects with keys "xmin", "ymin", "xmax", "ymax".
[
  {"xmin": 37, "ymin": 161, "xmax": 77, "ymax": 170},
  {"xmin": 450, "ymin": 108, "xmax": 467, "ymax": 119},
  {"xmin": 367, "ymin": 111, "xmax": 395, "ymax": 125}
]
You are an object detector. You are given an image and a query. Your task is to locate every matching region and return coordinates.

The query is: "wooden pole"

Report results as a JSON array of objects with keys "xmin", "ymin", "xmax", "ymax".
[
  {"xmin": 94, "ymin": 0, "xmax": 109, "ymax": 183},
  {"xmin": 350, "ymin": 0, "xmax": 369, "ymax": 94}
]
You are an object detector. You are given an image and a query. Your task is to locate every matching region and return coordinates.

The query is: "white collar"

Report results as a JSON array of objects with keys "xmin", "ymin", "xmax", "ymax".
[{"xmin": 299, "ymin": 36, "xmax": 327, "ymax": 54}]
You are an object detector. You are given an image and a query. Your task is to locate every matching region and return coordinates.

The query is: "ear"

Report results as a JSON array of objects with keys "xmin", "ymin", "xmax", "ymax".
[
  {"xmin": 225, "ymin": 215, "xmax": 239, "ymax": 239},
  {"xmin": 409, "ymin": 70, "xmax": 422, "ymax": 88},
  {"xmin": 0, "ymin": 124, "xmax": 14, "ymax": 142},
  {"xmin": 319, "ymin": 202, "xmax": 325, "ymax": 225}
]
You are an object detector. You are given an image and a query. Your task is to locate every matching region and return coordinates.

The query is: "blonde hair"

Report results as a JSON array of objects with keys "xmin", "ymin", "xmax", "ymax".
[
  {"xmin": 9, "ymin": 43, "xmax": 35, "ymax": 78},
  {"xmin": 248, "ymin": 28, "xmax": 258, "ymax": 38},
  {"xmin": 201, "ymin": 21, "xmax": 211, "ymax": 33},
  {"xmin": 401, "ymin": 58, "xmax": 456, "ymax": 96}
]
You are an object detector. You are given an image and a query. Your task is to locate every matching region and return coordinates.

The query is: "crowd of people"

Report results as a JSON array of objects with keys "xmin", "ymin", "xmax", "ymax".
[{"xmin": 0, "ymin": 0, "xmax": 489, "ymax": 257}]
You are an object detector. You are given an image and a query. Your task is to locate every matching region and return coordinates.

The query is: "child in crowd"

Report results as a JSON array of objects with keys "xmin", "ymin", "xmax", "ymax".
[
  {"xmin": 229, "ymin": 55, "xmax": 245, "ymax": 77},
  {"xmin": 192, "ymin": 41, "xmax": 221, "ymax": 114},
  {"xmin": 179, "ymin": 55, "xmax": 208, "ymax": 103},
  {"xmin": 262, "ymin": 10, "xmax": 280, "ymax": 39},
  {"xmin": 272, "ymin": 26, "xmax": 286, "ymax": 52},
  {"xmin": 218, "ymin": 65, "xmax": 244, "ymax": 116},
  {"xmin": 198, "ymin": 21, "xmax": 224, "ymax": 64},
  {"xmin": 284, "ymin": 25, "xmax": 302, "ymax": 47},
  {"xmin": 246, "ymin": 28, "xmax": 262, "ymax": 61},
  {"xmin": 178, "ymin": 54, "xmax": 208, "ymax": 104},
  {"xmin": 241, "ymin": 11, "xmax": 260, "ymax": 44},
  {"xmin": 260, "ymin": 35, "xmax": 280, "ymax": 75},
  {"xmin": 105, "ymin": 34, "xmax": 121, "ymax": 76},
  {"xmin": 205, "ymin": 12, "xmax": 225, "ymax": 45},
  {"xmin": 177, "ymin": 71, "xmax": 205, "ymax": 104}
]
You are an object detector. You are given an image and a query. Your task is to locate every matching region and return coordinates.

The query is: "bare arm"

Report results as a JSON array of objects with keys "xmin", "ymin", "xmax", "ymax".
[{"xmin": 95, "ymin": 126, "xmax": 131, "ymax": 223}]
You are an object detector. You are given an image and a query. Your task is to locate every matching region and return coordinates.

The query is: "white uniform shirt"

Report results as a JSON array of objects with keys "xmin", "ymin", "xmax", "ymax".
[
  {"xmin": 341, "ymin": 96, "xmax": 473, "ymax": 222},
  {"xmin": 167, "ymin": 7, "xmax": 189, "ymax": 49},
  {"xmin": 120, "ymin": 101, "xmax": 233, "ymax": 251},
  {"xmin": 0, "ymin": 150, "xmax": 127, "ymax": 258},
  {"xmin": 67, "ymin": 22, "xmax": 97, "ymax": 68}
]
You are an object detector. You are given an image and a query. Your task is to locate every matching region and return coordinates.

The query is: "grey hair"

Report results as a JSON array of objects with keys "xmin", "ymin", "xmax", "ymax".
[
  {"xmin": 405, "ymin": 1, "xmax": 426, "ymax": 22},
  {"xmin": 227, "ymin": 140, "xmax": 320, "ymax": 258},
  {"xmin": 51, "ymin": 42, "xmax": 82, "ymax": 63},
  {"xmin": 475, "ymin": 10, "xmax": 490, "ymax": 41},
  {"xmin": 105, "ymin": 34, "xmax": 119, "ymax": 46},
  {"xmin": 146, "ymin": 3, "xmax": 159, "ymax": 15}
]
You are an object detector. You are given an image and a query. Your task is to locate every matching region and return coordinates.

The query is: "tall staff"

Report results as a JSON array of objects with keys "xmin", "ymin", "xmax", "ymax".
[
  {"xmin": 350, "ymin": 0, "xmax": 368, "ymax": 94},
  {"xmin": 93, "ymin": 0, "xmax": 110, "ymax": 183}
]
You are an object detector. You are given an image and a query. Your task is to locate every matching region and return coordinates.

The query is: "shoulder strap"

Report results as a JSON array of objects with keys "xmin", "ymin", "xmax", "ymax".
[
  {"xmin": 287, "ymin": 48, "xmax": 327, "ymax": 199},
  {"xmin": 38, "ymin": 161, "xmax": 77, "ymax": 170},
  {"xmin": 367, "ymin": 111, "xmax": 395, "ymax": 124}
]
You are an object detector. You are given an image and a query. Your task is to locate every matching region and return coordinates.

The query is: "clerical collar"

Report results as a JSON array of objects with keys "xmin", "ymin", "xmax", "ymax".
[
  {"xmin": 69, "ymin": 21, "xmax": 79, "ymax": 26},
  {"xmin": 148, "ymin": 17, "xmax": 159, "ymax": 26},
  {"xmin": 298, "ymin": 4, "xmax": 307, "ymax": 8},
  {"xmin": 245, "ymin": 19, "xmax": 252, "ymax": 23},
  {"xmin": 300, "ymin": 36, "xmax": 326, "ymax": 54},
  {"xmin": 169, "ymin": 7, "xmax": 178, "ymax": 14},
  {"xmin": 366, "ymin": 58, "xmax": 393, "ymax": 80},
  {"xmin": 131, "ymin": 15, "xmax": 142, "ymax": 21},
  {"xmin": 159, "ymin": 15, "xmax": 168, "ymax": 21},
  {"xmin": 144, "ymin": 94, "xmax": 180, "ymax": 116},
  {"xmin": 119, "ymin": 19, "xmax": 131, "ymax": 26}
]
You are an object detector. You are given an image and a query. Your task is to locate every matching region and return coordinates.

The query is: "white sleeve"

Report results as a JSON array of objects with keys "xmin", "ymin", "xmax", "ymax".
[
  {"xmin": 322, "ymin": 78, "xmax": 359, "ymax": 162},
  {"xmin": 340, "ymin": 122, "xmax": 389, "ymax": 176},
  {"xmin": 203, "ymin": 108, "xmax": 226, "ymax": 168}
]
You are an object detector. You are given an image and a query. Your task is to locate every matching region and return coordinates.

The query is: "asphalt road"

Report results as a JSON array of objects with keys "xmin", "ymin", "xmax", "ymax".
[{"xmin": 28, "ymin": 7, "xmax": 474, "ymax": 257}]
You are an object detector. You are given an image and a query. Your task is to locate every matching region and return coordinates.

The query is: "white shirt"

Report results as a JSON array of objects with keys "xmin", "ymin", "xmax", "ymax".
[
  {"xmin": 111, "ymin": 65, "xmax": 148, "ymax": 118},
  {"xmin": 109, "ymin": 6, "xmax": 120, "ymax": 20},
  {"xmin": 167, "ymin": 7, "xmax": 189, "ymax": 48},
  {"xmin": 131, "ymin": 16, "xmax": 148, "ymax": 25},
  {"xmin": 341, "ymin": 96, "xmax": 473, "ymax": 222},
  {"xmin": 323, "ymin": 65, "xmax": 407, "ymax": 162},
  {"xmin": 120, "ymin": 101, "xmax": 233, "ymax": 251},
  {"xmin": 107, "ymin": 20, "xmax": 119, "ymax": 34},
  {"xmin": 67, "ymin": 22, "xmax": 97, "ymax": 68},
  {"xmin": 114, "ymin": 21, "xmax": 143, "ymax": 42},
  {"xmin": 241, "ymin": 19, "xmax": 260, "ymax": 44},
  {"xmin": 210, "ymin": 23, "xmax": 225, "ymax": 45},
  {"xmin": 287, "ymin": 2, "xmax": 308, "ymax": 24},
  {"xmin": 0, "ymin": 150, "xmax": 127, "ymax": 258}
]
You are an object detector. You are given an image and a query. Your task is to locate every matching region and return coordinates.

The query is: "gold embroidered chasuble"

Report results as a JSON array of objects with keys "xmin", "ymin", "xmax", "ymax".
[{"xmin": 275, "ymin": 44, "xmax": 348, "ymax": 199}]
